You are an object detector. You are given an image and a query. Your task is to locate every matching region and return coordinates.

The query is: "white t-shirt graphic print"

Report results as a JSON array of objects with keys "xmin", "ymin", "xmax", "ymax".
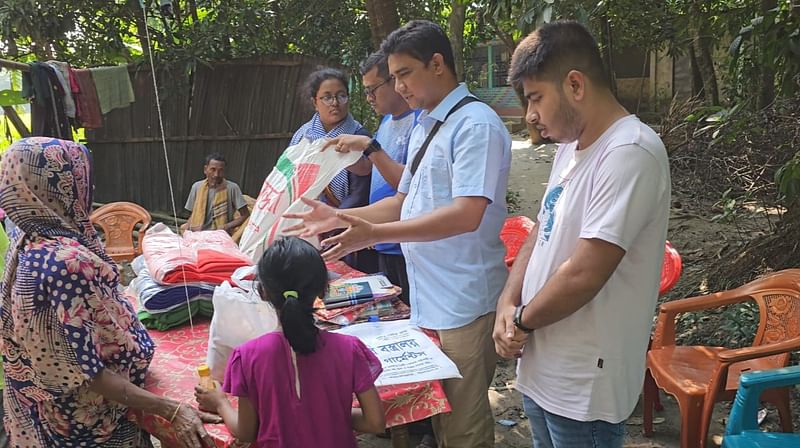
[{"xmin": 515, "ymin": 115, "xmax": 671, "ymax": 423}]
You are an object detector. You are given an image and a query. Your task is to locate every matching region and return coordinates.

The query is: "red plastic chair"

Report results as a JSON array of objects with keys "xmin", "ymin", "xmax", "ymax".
[
  {"xmin": 500, "ymin": 216, "xmax": 536, "ymax": 268},
  {"xmin": 645, "ymin": 241, "xmax": 684, "ymax": 415},
  {"xmin": 660, "ymin": 240, "xmax": 683, "ymax": 296}
]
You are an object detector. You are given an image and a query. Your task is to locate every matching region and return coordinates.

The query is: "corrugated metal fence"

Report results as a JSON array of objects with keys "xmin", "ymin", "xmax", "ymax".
[{"xmin": 86, "ymin": 55, "xmax": 331, "ymax": 213}]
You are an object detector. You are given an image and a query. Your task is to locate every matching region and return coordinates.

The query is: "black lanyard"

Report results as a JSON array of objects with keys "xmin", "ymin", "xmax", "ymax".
[{"xmin": 409, "ymin": 96, "xmax": 480, "ymax": 176}]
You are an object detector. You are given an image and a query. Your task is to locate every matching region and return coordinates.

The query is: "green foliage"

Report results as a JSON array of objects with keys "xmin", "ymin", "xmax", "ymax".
[
  {"xmin": 776, "ymin": 154, "xmax": 800, "ymax": 205},
  {"xmin": 677, "ymin": 301, "xmax": 758, "ymax": 348},
  {"xmin": 506, "ymin": 189, "xmax": 522, "ymax": 213},
  {"xmin": 729, "ymin": 1, "xmax": 800, "ymax": 100}
]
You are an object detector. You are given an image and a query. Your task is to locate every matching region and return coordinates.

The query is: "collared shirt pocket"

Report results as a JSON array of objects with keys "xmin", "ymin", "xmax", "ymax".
[{"xmin": 419, "ymin": 155, "xmax": 453, "ymax": 205}]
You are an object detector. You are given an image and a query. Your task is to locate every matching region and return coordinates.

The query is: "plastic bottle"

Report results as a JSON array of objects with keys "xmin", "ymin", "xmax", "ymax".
[{"xmin": 197, "ymin": 364, "xmax": 216, "ymax": 390}]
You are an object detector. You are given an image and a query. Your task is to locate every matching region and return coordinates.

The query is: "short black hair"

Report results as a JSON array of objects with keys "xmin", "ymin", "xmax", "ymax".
[
  {"xmin": 360, "ymin": 50, "xmax": 390, "ymax": 79},
  {"xmin": 304, "ymin": 67, "xmax": 349, "ymax": 99},
  {"xmin": 205, "ymin": 153, "xmax": 225, "ymax": 165},
  {"xmin": 508, "ymin": 21, "xmax": 610, "ymax": 91},
  {"xmin": 380, "ymin": 20, "xmax": 456, "ymax": 77}
]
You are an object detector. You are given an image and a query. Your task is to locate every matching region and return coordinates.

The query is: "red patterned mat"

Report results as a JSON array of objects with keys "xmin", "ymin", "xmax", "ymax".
[{"xmin": 129, "ymin": 319, "xmax": 450, "ymax": 446}]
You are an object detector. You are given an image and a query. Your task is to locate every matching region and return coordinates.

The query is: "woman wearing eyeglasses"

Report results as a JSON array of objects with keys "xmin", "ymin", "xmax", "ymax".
[{"xmin": 289, "ymin": 68, "xmax": 377, "ymax": 272}]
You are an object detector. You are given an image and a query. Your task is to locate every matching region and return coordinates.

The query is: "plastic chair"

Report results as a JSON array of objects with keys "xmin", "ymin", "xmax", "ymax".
[
  {"xmin": 90, "ymin": 202, "xmax": 151, "ymax": 263},
  {"xmin": 499, "ymin": 216, "xmax": 536, "ymax": 268},
  {"xmin": 644, "ymin": 240, "xmax": 685, "ymax": 415},
  {"xmin": 660, "ymin": 240, "xmax": 682, "ymax": 296},
  {"xmin": 722, "ymin": 365, "xmax": 800, "ymax": 448},
  {"xmin": 643, "ymin": 269, "xmax": 800, "ymax": 448}
]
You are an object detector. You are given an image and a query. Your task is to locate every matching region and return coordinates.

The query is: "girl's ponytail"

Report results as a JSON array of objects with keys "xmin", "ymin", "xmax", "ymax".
[{"xmin": 257, "ymin": 237, "xmax": 328, "ymax": 355}]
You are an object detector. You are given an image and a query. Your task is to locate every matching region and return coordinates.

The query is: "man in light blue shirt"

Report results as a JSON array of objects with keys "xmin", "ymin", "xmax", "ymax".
[
  {"xmin": 324, "ymin": 50, "xmax": 420, "ymax": 304},
  {"xmin": 287, "ymin": 20, "xmax": 511, "ymax": 447}
]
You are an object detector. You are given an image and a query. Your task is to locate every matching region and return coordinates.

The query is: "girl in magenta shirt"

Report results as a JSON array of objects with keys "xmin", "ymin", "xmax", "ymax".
[{"xmin": 195, "ymin": 237, "xmax": 385, "ymax": 447}]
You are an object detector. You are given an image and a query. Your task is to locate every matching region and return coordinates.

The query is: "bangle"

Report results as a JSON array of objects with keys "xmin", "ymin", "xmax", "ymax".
[{"xmin": 169, "ymin": 401, "xmax": 183, "ymax": 423}]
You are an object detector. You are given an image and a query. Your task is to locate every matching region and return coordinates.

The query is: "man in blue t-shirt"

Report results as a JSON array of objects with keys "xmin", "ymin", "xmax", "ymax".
[{"xmin": 325, "ymin": 50, "xmax": 418, "ymax": 304}]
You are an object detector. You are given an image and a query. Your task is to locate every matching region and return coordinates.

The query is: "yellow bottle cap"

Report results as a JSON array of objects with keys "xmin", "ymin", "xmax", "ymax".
[{"xmin": 197, "ymin": 364, "xmax": 211, "ymax": 376}]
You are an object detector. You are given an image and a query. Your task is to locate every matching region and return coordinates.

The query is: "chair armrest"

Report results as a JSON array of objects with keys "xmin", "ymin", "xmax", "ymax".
[
  {"xmin": 717, "ymin": 337, "xmax": 800, "ymax": 363},
  {"xmin": 726, "ymin": 365, "xmax": 800, "ymax": 436},
  {"xmin": 658, "ymin": 290, "xmax": 752, "ymax": 314},
  {"xmin": 652, "ymin": 290, "xmax": 754, "ymax": 348}
]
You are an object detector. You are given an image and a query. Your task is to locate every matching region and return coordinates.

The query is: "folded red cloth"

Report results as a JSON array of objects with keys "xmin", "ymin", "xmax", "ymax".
[{"xmin": 143, "ymin": 224, "xmax": 253, "ymax": 286}]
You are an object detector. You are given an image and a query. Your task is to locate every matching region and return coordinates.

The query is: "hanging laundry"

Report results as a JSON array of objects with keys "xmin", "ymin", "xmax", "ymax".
[
  {"xmin": 21, "ymin": 62, "xmax": 72, "ymax": 139},
  {"xmin": 46, "ymin": 61, "xmax": 76, "ymax": 118},
  {"xmin": 89, "ymin": 65, "xmax": 135, "ymax": 114},
  {"xmin": 71, "ymin": 68, "xmax": 103, "ymax": 128}
]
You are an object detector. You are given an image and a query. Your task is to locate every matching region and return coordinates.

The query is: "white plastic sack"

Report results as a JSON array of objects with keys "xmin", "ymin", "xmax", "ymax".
[
  {"xmin": 206, "ymin": 280, "xmax": 279, "ymax": 381},
  {"xmin": 238, "ymin": 138, "xmax": 361, "ymax": 261}
]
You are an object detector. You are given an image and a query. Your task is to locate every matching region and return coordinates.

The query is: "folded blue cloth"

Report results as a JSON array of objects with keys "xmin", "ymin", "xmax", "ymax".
[{"xmin": 130, "ymin": 265, "xmax": 214, "ymax": 313}]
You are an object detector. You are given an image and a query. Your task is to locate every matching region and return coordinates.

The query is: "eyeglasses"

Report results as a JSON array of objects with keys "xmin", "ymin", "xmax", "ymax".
[
  {"xmin": 364, "ymin": 77, "xmax": 393, "ymax": 98},
  {"xmin": 318, "ymin": 93, "xmax": 349, "ymax": 106}
]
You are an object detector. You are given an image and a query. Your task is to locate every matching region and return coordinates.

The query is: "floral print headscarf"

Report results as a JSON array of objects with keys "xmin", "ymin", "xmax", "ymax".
[{"xmin": 0, "ymin": 137, "xmax": 154, "ymax": 447}]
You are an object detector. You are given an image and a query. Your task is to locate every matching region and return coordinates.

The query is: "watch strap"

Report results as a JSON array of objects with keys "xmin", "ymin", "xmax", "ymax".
[
  {"xmin": 514, "ymin": 305, "xmax": 535, "ymax": 333},
  {"xmin": 363, "ymin": 138, "xmax": 382, "ymax": 157}
]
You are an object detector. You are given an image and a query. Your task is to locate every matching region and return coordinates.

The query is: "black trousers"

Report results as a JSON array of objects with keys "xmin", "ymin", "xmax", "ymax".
[{"xmin": 377, "ymin": 253, "xmax": 409, "ymax": 306}]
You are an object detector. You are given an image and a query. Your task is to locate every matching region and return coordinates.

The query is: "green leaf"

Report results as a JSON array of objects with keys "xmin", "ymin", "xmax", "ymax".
[{"xmin": 0, "ymin": 90, "xmax": 26, "ymax": 107}]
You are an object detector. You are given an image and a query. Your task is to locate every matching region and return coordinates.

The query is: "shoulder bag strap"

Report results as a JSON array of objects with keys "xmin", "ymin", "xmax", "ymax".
[{"xmin": 409, "ymin": 96, "xmax": 481, "ymax": 176}]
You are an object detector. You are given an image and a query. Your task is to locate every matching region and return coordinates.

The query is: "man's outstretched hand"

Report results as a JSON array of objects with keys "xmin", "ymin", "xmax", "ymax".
[
  {"xmin": 283, "ymin": 197, "xmax": 345, "ymax": 237},
  {"xmin": 320, "ymin": 213, "xmax": 377, "ymax": 262}
]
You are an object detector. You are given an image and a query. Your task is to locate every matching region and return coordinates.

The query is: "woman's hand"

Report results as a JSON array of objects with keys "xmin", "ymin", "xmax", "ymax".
[
  {"xmin": 170, "ymin": 403, "xmax": 220, "ymax": 448},
  {"xmin": 322, "ymin": 135, "xmax": 372, "ymax": 153},
  {"xmin": 194, "ymin": 383, "xmax": 227, "ymax": 414}
]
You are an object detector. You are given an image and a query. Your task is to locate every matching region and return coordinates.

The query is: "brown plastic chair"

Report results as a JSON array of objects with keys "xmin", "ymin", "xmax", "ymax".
[
  {"xmin": 643, "ymin": 269, "xmax": 800, "ymax": 448},
  {"xmin": 90, "ymin": 202, "xmax": 152, "ymax": 263}
]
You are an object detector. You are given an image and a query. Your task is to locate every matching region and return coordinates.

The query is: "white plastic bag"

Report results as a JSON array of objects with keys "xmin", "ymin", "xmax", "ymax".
[
  {"xmin": 238, "ymin": 138, "xmax": 361, "ymax": 261},
  {"xmin": 206, "ymin": 280, "xmax": 279, "ymax": 381}
]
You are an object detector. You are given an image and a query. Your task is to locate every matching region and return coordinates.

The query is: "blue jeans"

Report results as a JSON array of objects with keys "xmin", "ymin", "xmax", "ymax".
[{"xmin": 523, "ymin": 394, "xmax": 625, "ymax": 448}]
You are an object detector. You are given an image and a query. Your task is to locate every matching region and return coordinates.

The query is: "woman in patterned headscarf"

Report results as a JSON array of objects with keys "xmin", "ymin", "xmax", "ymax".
[
  {"xmin": 289, "ymin": 67, "xmax": 378, "ymax": 273},
  {"xmin": 0, "ymin": 137, "xmax": 219, "ymax": 447}
]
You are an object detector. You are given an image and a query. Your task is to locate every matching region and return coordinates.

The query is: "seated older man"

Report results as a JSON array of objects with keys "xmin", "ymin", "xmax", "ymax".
[{"xmin": 182, "ymin": 153, "xmax": 250, "ymax": 238}]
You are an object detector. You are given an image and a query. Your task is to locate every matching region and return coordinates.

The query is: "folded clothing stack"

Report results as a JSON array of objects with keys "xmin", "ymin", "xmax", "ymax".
[
  {"xmin": 142, "ymin": 223, "xmax": 253, "ymax": 286},
  {"xmin": 128, "ymin": 256, "xmax": 215, "ymax": 330}
]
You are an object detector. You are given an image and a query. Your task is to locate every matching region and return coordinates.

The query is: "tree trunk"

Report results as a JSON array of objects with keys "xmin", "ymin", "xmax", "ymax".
[
  {"xmin": 448, "ymin": 0, "xmax": 467, "ymax": 81},
  {"xmin": 689, "ymin": 8, "xmax": 719, "ymax": 105},
  {"xmin": 757, "ymin": 0, "xmax": 777, "ymax": 108},
  {"xmin": 6, "ymin": 35, "xmax": 18, "ymax": 58},
  {"xmin": 364, "ymin": 0, "xmax": 399, "ymax": 50},
  {"xmin": 599, "ymin": 14, "xmax": 617, "ymax": 96},
  {"xmin": 130, "ymin": 0, "xmax": 151, "ymax": 60},
  {"xmin": 187, "ymin": 0, "xmax": 200, "ymax": 23},
  {"xmin": 688, "ymin": 45, "xmax": 705, "ymax": 98}
]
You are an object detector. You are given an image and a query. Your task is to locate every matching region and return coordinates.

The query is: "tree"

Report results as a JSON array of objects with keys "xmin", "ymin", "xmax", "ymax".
[
  {"xmin": 449, "ymin": 0, "xmax": 467, "ymax": 81},
  {"xmin": 364, "ymin": 0, "xmax": 399, "ymax": 50}
]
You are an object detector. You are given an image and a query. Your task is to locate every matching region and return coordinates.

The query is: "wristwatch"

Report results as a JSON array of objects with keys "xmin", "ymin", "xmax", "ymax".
[
  {"xmin": 363, "ymin": 138, "xmax": 382, "ymax": 158},
  {"xmin": 513, "ymin": 305, "xmax": 535, "ymax": 333}
]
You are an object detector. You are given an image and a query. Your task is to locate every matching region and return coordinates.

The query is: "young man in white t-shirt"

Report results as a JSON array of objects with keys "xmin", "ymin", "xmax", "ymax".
[{"xmin": 493, "ymin": 21, "xmax": 671, "ymax": 448}]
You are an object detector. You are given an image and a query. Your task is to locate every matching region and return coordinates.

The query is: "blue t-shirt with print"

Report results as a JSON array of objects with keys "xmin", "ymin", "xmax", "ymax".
[{"xmin": 370, "ymin": 110, "xmax": 419, "ymax": 255}]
